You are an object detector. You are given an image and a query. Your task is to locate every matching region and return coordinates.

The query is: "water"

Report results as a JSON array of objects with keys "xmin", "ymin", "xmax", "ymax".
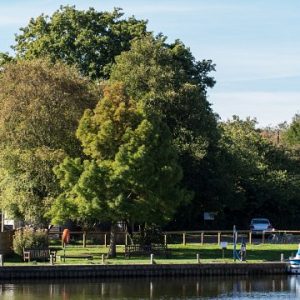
[{"xmin": 1, "ymin": 275, "xmax": 300, "ymax": 299}]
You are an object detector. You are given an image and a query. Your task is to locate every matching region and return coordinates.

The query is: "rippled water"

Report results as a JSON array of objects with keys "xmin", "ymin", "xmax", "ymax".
[{"xmin": 1, "ymin": 275, "xmax": 300, "ymax": 299}]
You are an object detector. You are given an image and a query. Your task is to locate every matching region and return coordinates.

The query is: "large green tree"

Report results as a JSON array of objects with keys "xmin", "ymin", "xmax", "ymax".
[
  {"xmin": 0, "ymin": 59, "xmax": 97, "ymax": 225},
  {"xmin": 50, "ymin": 83, "xmax": 186, "ymax": 257},
  {"xmin": 218, "ymin": 117, "xmax": 300, "ymax": 228},
  {"xmin": 109, "ymin": 36, "xmax": 221, "ymax": 229},
  {"xmin": 13, "ymin": 6, "xmax": 147, "ymax": 79}
]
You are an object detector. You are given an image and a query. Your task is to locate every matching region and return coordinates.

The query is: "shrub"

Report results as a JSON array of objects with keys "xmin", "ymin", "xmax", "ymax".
[
  {"xmin": 132, "ymin": 225, "xmax": 164, "ymax": 246},
  {"xmin": 13, "ymin": 227, "xmax": 48, "ymax": 255}
]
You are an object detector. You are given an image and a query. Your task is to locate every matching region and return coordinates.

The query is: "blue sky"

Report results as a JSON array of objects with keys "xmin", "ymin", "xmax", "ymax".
[{"xmin": 0, "ymin": 0, "xmax": 299, "ymax": 127}]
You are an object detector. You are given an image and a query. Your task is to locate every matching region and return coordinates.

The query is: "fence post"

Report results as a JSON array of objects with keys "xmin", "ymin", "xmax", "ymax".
[
  {"xmin": 262, "ymin": 231, "xmax": 265, "ymax": 244},
  {"xmin": 104, "ymin": 233, "xmax": 107, "ymax": 247},
  {"xmin": 249, "ymin": 231, "xmax": 252, "ymax": 245},
  {"xmin": 217, "ymin": 232, "xmax": 221, "ymax": 245},
  {"xmin": 83, "ymin": 231, "xmax": 86, "ymax": 248},
  {"xmin": 164, "ymin": 234, "xmax": 167, "ymax": 246},
  {"xmin": 125, "ymin": 233, "xmax": 128, "ymax": 246},
  {"xmin": 183, "ymin": 232, "xmax": 186, "ymax": 245},
  {"xmin": 150, "ymin": 253, "xmax": 154, "ymax": 264},
  {"xmin": 201, "ymin": 232, "xmax": 204, "ymax": 245}
]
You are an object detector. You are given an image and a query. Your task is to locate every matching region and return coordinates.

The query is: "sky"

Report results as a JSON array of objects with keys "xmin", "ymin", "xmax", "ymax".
[{"xmin": 0, "ymin": 0, "xmax": 299, "ymax": 127}]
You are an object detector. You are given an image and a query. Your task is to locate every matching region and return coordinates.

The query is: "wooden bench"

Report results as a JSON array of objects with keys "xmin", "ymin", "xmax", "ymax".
[
  {"xmin": 58, "ymin": 254, "xmax": 93, "ymax": 262},
  {"xmin": 23, "ymin": 248, "xmax": 57, "ymax": 262},
  {"xmin": 124, "ymin": 244, "xmax": 169, "ymax": 258}
]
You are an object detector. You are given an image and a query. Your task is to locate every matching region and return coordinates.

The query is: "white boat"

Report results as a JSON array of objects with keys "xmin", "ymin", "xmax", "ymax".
[{"xmin": 287, "ymin": 244, "xmax": 300, "ymax": 274}]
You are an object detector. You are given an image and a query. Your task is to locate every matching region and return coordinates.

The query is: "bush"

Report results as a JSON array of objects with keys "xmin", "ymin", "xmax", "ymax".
[
  {"xmin": 13, "ymin": 227, "xmax": 48, "ymax": 255},
  {"xmin": 132, "ymin": 225, "xmax": 164, "ymax": 246}
]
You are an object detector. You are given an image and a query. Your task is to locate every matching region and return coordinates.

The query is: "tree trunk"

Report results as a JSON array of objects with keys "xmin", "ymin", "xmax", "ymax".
[{"xmin": 107, "ymin": 222, "xmax": 117, "ymax": 258}]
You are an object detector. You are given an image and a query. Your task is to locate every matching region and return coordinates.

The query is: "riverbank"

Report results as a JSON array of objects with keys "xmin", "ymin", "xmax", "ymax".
[{"xmin": 0, "ymin": 262, "xmax": 287, "ymax": 280}]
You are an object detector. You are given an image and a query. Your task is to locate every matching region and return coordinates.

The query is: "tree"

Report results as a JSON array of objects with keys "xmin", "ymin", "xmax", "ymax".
[
  {"xmin": 218, "ymin": 117, "xmax": 300, "ymax": 228},
  {"xmin": 49, "ymin": 83, "xmax": 187, "ymax": 257},
  {"xmin": 13, "ymin": 6, "xmax": 147, "ymax": 79},
  {"xmin": 282, "ymin": 114, "xmax": 300, "ymax": 147},
  {"xmin": 109, "ymin": 36, "xmax": 221, "ymax": 229},
  {"xmin": 0, "ymin": 52, "xmax": 14, "ymax": 67},
  {"xmin": 0, "ymin": 59, "xmax": 97, "ymax": 225}
]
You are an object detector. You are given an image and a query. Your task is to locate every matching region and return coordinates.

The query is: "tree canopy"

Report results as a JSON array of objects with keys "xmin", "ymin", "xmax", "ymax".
[
  {"xmin": 0, "ymin": 59, "xmax": 97, "ymax": 224},
  {"xmin": 217, "ymin": 117, "xmax": 300, "ymax": 228},
  {"xmin": 50, "ymin": 83, "xmax": 187, "ymax": 256},
  {"xmin": 282, "ymin": 114, "xmax": 300, "ymax": 147},
  {"xmin": 13, "ymin": 6, "xmax": 148, "ymax": 79}
]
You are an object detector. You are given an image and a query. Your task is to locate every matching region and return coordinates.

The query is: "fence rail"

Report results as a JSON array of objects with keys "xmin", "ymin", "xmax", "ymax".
[{"xmin": 45, "ymin": 229, "xmax": 300, "ymax": 247}]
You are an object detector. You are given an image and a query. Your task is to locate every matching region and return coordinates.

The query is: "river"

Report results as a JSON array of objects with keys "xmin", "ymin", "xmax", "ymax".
[{"xmin": 0, "ymin": 275, "xmax": 300, "ymax": 299}]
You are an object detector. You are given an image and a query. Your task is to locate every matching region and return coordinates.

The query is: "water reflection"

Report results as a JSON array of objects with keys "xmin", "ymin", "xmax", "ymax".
[{"xmin": 0, "ymin": 275, "xmax": 299, "ymax": 299}]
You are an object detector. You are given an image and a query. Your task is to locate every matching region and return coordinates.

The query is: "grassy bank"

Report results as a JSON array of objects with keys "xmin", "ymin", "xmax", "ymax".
[{"xmin": 3, "ymin": 243, "xmax": 298, "ymax": 266}]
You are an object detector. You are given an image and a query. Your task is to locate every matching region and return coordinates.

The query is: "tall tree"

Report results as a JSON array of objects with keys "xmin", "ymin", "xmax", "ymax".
[
  {"xmin": 50, "ymin": 83, "xmax": 187, "ymax": 257},
  {"xmin": 13, "ymin": 6, "xmax": 147, "ymax": 79},
  {"xmin": 218, "ymin": 117, "xmax": 300, "ymax": 228},
  {"xmin": 109, "ymin": 36, "xmax": 220, "ymax": 229},
  {"xmin": 0, "ymin": 59, "xmax": 97, "ymax": 225}
]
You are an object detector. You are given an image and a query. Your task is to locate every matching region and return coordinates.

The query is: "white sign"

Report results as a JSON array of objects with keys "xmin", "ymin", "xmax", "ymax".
[
  {"xmin": 203, "ymin": 212, "xmax": 217, "ymax": 221},
  {"xmin": 220, "ymin": 241, "xmax": 228, "ymax": 249}
]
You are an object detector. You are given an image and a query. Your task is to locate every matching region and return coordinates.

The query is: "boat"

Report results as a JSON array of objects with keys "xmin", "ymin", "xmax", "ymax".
[{"xmin": 288, "ymin": 244, "xmax": 300, "ymax": 274}]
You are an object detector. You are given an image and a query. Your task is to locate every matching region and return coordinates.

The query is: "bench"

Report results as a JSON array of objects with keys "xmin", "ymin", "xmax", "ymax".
[
  {"xmin": 23, "ymin": 248, "xmax": 57, "ymax": 262},
  {"xmin": 58, "ymin": 254, "xmax": 93, "ymax": 261},
  {"xmin": 124, "ymin": 244, "xmax": 169, "ymax": 258}
]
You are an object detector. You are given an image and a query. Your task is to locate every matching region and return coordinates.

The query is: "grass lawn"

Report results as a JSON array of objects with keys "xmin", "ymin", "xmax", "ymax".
[{"xmin": 3, "ymin": 243, "xmax": 298, "ymax": 266}]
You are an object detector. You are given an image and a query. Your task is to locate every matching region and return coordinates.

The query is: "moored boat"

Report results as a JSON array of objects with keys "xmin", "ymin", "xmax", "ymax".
[{"xmin": 288, "ymin": 244, "xmax": 300, "ymax": 274}]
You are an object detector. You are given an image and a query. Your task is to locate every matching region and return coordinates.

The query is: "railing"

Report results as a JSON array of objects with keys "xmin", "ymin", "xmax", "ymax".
[
  {"xmin": 47, "ymin": 230, "xmax": 250, "ymax": 247},
  {"xmin": 47, "ymin": 229, "xmax": 300, "ymax": 247}
]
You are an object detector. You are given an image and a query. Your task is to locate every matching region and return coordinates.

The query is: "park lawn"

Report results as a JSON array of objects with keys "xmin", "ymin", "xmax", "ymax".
[{"xmin": 3, "ymin": 243, "xmax": 298, "ymax": 266}]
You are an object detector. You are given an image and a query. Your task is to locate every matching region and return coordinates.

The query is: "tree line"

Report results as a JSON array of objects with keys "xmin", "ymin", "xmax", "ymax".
[{"xmin": 0, "ymin": 6, "xmax": 299, "ymax": 256}]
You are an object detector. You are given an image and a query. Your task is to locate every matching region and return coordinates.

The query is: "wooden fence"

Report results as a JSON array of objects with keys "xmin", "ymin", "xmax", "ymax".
[{"xmin": 47, "ymin": 229, "xmax": 300, "ymax": 247}]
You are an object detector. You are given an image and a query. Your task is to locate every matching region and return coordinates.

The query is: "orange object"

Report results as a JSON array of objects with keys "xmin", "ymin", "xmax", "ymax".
[{"xmin": 62, "ymin": 229, "xmax": 70, "ymax": 244}]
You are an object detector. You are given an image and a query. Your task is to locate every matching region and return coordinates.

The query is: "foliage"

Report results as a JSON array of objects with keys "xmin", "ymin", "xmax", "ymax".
[
  {"xmin": 13, "ymin": 6, "xmax": 147, "ymax": 79},
  {"xmin": 13, "ymin": 228, "xmax": 48, "ymax": 256},
  {"xmin": 132, "ymin": 225, "xmax": 164, "ymax": 246},
  {"xmin": 110, "ymin": 35, "xmax": 218, "ymax": 160},
  {"xmin": 110, "ymin": 35, "xmax": 221, "ymax": 230},
  {"xmin": 0, "ymin": 52, "xmax": 14, "ymax": 67},
  {"xmin": 0, "ymin": 59, "xmax": 97, "ymax": 225},
  {"xmin": 217, "ymin": 117, "xmax": 300, "ymax": 228},
  {"xmin": 50, "ymin": 83, "xmax": 187, "ymax": 256},
  {"xmin": 282, "ymin": 114, "xmax": 300, "ymax": 147}
]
